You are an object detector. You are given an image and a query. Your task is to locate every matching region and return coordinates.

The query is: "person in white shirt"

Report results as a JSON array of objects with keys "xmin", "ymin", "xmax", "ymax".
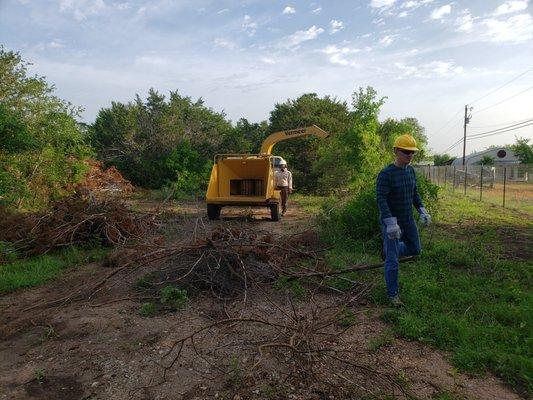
[{"xmin": 274, "ymin": 162, "xmax": 293, "ymax": 216}]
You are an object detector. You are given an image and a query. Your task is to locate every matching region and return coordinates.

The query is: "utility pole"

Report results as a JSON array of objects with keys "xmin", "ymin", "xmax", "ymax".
[{"xmin": 462, "ymin": 104, "xmax": 473, "ymax": 166}]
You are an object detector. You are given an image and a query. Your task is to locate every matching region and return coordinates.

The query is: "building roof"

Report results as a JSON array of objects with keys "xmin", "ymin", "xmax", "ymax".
[{"xmin": 451, "ymin": 146, "xmax": 520, "ymax": 166}]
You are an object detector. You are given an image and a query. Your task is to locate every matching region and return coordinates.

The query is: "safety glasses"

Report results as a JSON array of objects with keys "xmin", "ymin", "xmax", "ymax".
[{"xmin": 399, "ymin": 149, "xmax": 415, "ymax": 155}]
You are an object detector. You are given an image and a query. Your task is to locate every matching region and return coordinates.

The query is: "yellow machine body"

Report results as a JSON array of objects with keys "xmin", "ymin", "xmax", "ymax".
[
  {"xmin": 205, "ymin": 125, "xmax": 329, "ymax": 220},
  {"xmin": 206, "ymin": 154, "xmax": 279, "ymax": 206},
  {"xmin": 259, "ymin": 125, "xmax": 329, "ymax": 155}
]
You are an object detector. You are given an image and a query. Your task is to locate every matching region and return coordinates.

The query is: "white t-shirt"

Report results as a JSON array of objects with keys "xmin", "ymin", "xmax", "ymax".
[{"xmin": 275, "ymin": 169, "xmax": 292, "ymax": 189}]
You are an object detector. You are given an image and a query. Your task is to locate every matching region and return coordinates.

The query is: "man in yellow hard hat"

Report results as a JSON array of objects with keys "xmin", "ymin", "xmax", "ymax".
[{"xmin": 376, "ymin": 134, "xmax": 431, "ymax": 306}]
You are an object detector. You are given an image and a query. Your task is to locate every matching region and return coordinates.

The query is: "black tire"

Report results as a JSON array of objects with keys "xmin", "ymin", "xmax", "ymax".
[
  {"xmin": 207, "ymin": 204, "xmax": 221, "ymax": 220},
  {"xmin": 270, "ymin": 203, "xmax": 280, "ymax": 221}
]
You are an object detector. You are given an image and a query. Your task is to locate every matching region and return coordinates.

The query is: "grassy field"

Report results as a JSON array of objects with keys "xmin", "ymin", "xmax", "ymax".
[
  {"xmin": 291, "ymin": 193, "xmax": 330, "ymax": 214},
  {"xmin": 435, "ymin": 179, "xmax": 533, "ymax": 214},
  {"xmin": 461, "ymin": 182, "xmax": 533, "ymax": 214},
  {"xmin": 295, "ymin": 191, "xmax": 532, "ymax": 395},
  {"xmin": 0, "ymin": 246, "xmax": 108, "ymax": 294}
]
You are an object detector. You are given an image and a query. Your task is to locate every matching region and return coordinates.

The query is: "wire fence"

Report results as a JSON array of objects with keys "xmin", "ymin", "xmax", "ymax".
[{"xmin": 414, "ymin": 164, "xmax": 533, "ymax": 213}]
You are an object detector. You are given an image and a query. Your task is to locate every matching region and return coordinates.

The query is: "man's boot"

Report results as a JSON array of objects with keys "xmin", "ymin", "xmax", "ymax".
[{"xmin": 389, "ymin": 295, "xmax": 404, "ymax": 307}]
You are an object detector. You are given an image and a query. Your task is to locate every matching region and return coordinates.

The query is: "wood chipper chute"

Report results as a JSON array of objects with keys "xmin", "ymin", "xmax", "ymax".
[{"xmin": 205, "ymin": 125, "xmax": 329, "ymax": 221}]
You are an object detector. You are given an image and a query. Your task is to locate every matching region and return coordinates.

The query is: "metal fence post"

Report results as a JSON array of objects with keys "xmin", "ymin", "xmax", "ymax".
[
  {"xmin": 453, "ymin": 166, "xmax": 456, "ymax": 191},
  {"xmin": 503, "ymin": 167, "xmax": 507, "ymax": 208},
  {"xmin": 480, "ymin": 166, "xmax": 483, "ymax": 201},
  {"xmin": 464, "ymin": 164, "xmax": 468, "ymax": 196}
]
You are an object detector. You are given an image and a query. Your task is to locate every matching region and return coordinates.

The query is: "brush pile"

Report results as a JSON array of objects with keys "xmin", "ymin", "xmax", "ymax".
[
  {"xmin": 0, "ymin": 161, "xmax": 153, "ymax": 260},
  {"xmin": 76, "ymin": 160, "xmax": 134, "ymax": 200},
  {"xmin": 113, "ymin": 227, "xmax": 410, "ymax": 399},
  {"xmin": 107, "ymin": 226, "xmax": 324, "ymax": 300}
]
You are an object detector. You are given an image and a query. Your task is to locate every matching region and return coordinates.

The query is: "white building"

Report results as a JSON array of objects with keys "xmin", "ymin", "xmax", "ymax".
[
  {"xmin": 451, "ymin": 147, "xmax": 520, "ymax": 166},
  {"xmin": 451, "ymin": 147, "xmax": 527, "ymax": 181}
]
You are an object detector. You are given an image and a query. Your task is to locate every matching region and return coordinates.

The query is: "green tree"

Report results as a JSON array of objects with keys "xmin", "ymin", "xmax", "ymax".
[
  {"xmin": 232, "ymin": 118, "xmax": 270, "ymax": 154},
  {"xmin": 0, "ymin": 47, "xmax": 89, "ymax": 209},
  {"xmin": 511, "ymin": 137, "xmax": 533, "ymax": 164},
  {"xmin": 475, "ymin": 155, "xmax": 495, "ymax": 166},
  {"xmin": 0, "ymin": 104, "xmax": 34, "ymax": 153},
  {"xmin": 433, "ymin": 153, "xmax": 455, "ymax": 166},
  {"xmin": 268, "ymin": 93, "xmax": 353, "ymax": 192},
  {"xmin": 378, "ymin": 117, "xmax": 428, "ymax": 163},
  {"xmin": 164, "ymin": 139, "xmax": 212, "ymax": 195},
  {"xmin": 90, "ymin": 89, "xmax": 236, "ymax": 190},
  {"xmin": 313, "ymin": 87, "xmax": 386, "ymax": 193}
]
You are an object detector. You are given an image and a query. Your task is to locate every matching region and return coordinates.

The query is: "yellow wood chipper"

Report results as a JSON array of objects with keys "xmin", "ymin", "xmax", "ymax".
[{"xmin": 205, "ymin": 125, "xmax": 329, "ymax": 221}]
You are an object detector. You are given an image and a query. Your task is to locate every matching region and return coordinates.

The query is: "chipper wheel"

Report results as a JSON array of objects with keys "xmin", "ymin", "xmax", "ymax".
[
  {"xmin": 207, "ymin": 204, "xmax": 221, "ymax": 220},
  {"xmin": 270, "ymin": 203, "xmax": 280, "ymax": 221}
]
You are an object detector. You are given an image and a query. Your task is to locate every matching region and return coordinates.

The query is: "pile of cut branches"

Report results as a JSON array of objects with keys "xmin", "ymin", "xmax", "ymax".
[
  {"xmin": 0, "ymin": 195, "xmax": 157, "ymax": 258},
  {"xmin": 101, "ymin": 225, "xmax": 392, "ymax": 307},
  {"xmin": 108, "ymin": 226, "xmax": 332, "ymax": 300},
  {"xmin": 0, "ymin": 159, "xmax": 148, "ymax": 261},
  {"xmin": 76, "ymin": 160, "xmax": 134, "ymax": 200}
]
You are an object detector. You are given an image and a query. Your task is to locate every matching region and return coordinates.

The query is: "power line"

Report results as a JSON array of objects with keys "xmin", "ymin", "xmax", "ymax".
[
  {"xmin": 469, "ymin": 117, "xmax": 533, "ymax": 129},
  {"xmin": 467, "ymin": 121, "xmax": 533, "ymax": 140},
  {"xmin": 438, "ymin": 120, "xmax": 465, "ymax": 153},
  {"xmin": 443, "ymin": 141, "xmax": 464, "ymax": 156},
  {"xmin": 438, "ymin": 119, "xmax": 533, "ymax": 153},
  {"xmin": 467, "ymin": 66, "xmax": 533, "ymax": 105},
  {"xmin": 433, "ymin": 109, "xmax": 464, "ymax": 136},
  {"xmin": 467, "ymin": 118, "xmax": 533, "ymax": 138},
  {"xmin": 474, "ymin": 85, "xmax": 533, "ymax": 114},
  {"xmin": 441, "ymin": 137, "xmax": 464, "ymax": 154},
  {"xmin": 435, "ymin": 67, "xmax": 533, "ymax": 155},
  {"xmin": 438, "ymin": 120, "xmax": 463, "ymax": 143},
  {"xmin": 437, "ymin": 123, "xmax": 463, "ymax": 153}
]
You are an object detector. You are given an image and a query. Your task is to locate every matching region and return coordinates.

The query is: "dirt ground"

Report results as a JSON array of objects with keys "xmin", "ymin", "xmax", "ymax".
[{"xmin": 0, "ymin": 199, "xmax": 524, "ymax": 400}]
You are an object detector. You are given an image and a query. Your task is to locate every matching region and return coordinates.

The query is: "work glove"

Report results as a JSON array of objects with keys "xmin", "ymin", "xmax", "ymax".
[
  {"xmin": 419, "ymin": 207, "xmax": 431, "ymax": 227},
  {"xmin": 383, "ymin": 217, "xmax": 401, "ymax": 240}
]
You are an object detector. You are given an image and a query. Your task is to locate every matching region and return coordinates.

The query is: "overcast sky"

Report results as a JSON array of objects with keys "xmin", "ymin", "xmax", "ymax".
[{"xmin": 1, "ymin": 0, "xmax": 532, "ymax": 156}]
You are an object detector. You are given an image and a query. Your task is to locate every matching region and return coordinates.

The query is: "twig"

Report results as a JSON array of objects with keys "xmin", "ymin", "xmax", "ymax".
[
  {"xmin": 90, "ymin": 296, "xmax": 159, "ymax": 307},
  {"xmin": 287, "ymin": 257, "xmax": 415, "ymax": 280}
]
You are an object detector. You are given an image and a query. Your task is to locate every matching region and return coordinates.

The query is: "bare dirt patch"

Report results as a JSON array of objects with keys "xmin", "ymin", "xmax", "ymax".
[{"xmin": 0, "ymin": 199, "xmax": 523, "ymax": 400}]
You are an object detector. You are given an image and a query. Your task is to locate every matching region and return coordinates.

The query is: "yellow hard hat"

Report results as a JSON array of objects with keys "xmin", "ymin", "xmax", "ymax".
[{"xmin": 393, "ymin": 134, "xmax": 419, "ymax": 151}]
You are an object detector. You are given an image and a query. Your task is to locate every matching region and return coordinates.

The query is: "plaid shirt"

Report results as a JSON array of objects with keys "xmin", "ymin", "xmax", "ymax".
[{"xmin": 376, "ymin": 164, "xmax": 424, "ymax": 223}]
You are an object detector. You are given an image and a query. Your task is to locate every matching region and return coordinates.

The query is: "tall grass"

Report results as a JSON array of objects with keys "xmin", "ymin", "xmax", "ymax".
[{"xmin": 0, "ymin": 246, "xmax": 107, "ymax": 294}]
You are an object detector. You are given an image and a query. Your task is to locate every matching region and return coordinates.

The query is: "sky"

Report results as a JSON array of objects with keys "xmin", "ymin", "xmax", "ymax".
[{"xmin": 1, "ymin": 0, "xmax": 533, "ymax": 157}]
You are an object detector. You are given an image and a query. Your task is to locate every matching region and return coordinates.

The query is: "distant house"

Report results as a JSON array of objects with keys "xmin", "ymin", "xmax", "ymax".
[
  {"xmin": 451, "ymin": 147, "xmax": 526, "ymax": 181},
  {"xmin": 451, "ymin": 147, "xmax": 520, "ymax": 166}
]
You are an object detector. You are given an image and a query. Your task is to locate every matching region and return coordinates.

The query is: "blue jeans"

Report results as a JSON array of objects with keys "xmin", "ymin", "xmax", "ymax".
[{"xmin": 381, "ymin": 218, "xmax": 421, "ymax": 298}]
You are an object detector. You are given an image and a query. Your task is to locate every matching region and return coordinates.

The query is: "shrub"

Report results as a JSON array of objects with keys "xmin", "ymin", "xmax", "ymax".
[
  {"xmin": 318, "ymin": 172, "xmax": 439, "ymax": 250},
  {"xmin": 273, "ymin": 276, "xmax": 306, "ymax": 299},
  {"xmin": 160, "ymin": 286, "xmax": 188, "ymax": 310},
  {"xmin": 318, "ymin": 184, "xmax": 381, "ymax": 250},
  {"xmin": 0, "ymin": 48, "xmax": 90, "ymax": 210},
  {"xmin": 338, "ymin": 306, "xmax": 358, "ymax": 327},
  {"xmin": 139, "ymin": 302, "xmax": 156, "ymax": 317},
  {"xmin": 415, "ymin": 171, "xmax": 440, "ymax": 218},
  {"xmin": 135, "ymin": 274, "xmax": 153, "ymax": 289}
]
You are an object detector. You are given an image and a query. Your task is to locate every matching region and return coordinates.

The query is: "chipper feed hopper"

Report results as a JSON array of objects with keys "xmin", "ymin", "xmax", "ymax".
[{"xmin": 206, "ymin": 125, "xmax": 329, "ymax": 221}]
